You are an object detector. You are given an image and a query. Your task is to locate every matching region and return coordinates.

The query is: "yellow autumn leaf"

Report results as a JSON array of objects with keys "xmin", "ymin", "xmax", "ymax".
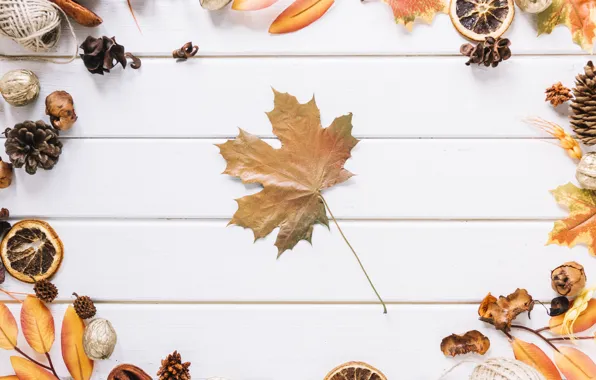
[
  {"xmin": 554, "ymin": 346, "xmax": 596, "ymax": 379},
  {"xmin": 511, "ymin": 338, "xmax": 562, "ymax": 380},
  {"xmin": 562, "ymin": 287, "xmax": 596, "ymax": 339},
  {"xmin": 61, "ymin": 306, "xmax": 93, "ymax": 380},
  {"xmin": 20, "ymin": 296, "xmax": 54, "ymax": 354},
  {"xmin": 10, "ymin": 357, "xmax": 56, "ymax": 380},
  {"xmin": 0, "ymin": 303, "xmax": 17, "ymax": 350},
  {"xmin": 537, "ymin": 0, "xmax": 596, "ymax": 52}
]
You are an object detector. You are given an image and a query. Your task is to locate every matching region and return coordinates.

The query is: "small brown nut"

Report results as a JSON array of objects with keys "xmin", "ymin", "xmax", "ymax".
[
  {"xmin": 45, "ymin": 91, "xmax": 77, "ymax": 131},
  {"xmin": 0, "ymin": 158, "xmax": 13, "ymax": 189},
  {"xmin": 108, "ymin": 364, "xmax": 152, "ymax": 380},
  {"xmin": 551, "ymin": 261, "xmax": 586, "ymax": 297}
]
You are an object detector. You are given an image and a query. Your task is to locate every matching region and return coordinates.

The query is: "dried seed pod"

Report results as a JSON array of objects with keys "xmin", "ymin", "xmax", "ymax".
[
  {"xmin": 108, "ymin": 364, "xmax": 152, "ymax": 380},
  {"xmin": 46, "ymin": 91, "xmax": 77, "ymax": 131},
  {"xmin": 0, "ymin": 158, "xmax": 13, "ymax": 189},
  {"xmin": 576, "ymin": 152, "xmax": 596, "ymax": 189},
  {"xmin": 0, "ymin": 70, "xmax": 40, "ymax": 107},
  {"xmin": 83, "ymin": 318, "xmax": 117, "ymax": 360},
  {"xmin": 551, "ymin": 262, "xmax": 586, "ymax": 297},
  {"xmin": 548, "ymin": 296, "xmax": 570, "ymax": 316}
]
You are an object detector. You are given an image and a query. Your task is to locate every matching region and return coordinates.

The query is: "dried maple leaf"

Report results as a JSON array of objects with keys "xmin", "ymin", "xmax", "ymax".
[
  {"xmin": 537, "ymin": 0, "xmax": 596, "ymax": 52},
  {"xmin": 218, "ymin": 90, "xmax": 387, "ymax": 312},
  {"xmin": 548, "ymin": 182, "xmax": 596, "ymax": 255},
  {"xmin": 380, "ymin": 0, "xmax": 447, "ymax": 30},
  {"xmin": 440, "ymin": 330, "xmax": 490, "ymax": 357},
  {"xmin": 478, "ymin": 289, "xmax": 534, "ymax": 331}
]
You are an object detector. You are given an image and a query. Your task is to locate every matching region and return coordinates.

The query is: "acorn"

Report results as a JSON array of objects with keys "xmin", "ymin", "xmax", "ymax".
[
  {"xmin": 551, "ymin": 262, "xmax": 587, "ymax": 297},
  {"xmin": 73, "ymin": 292, "xmax": 97, "ymax": 319}
]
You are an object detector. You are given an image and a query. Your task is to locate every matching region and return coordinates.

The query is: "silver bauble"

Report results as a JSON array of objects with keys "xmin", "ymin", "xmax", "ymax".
[
  {"xmin": 83, "ymin": 318, "xmax": 117, "ymax": 360},
  {"xmin": 514, "ymin": 0, "xmax": 552, "ymax": 13},
  {"xmin": 0, "ymin": 70, "xmax": 40, "ymax": 107},
  {"xmin": 576, "ymin": 152, "xmax": 596, "ymax": 190}
]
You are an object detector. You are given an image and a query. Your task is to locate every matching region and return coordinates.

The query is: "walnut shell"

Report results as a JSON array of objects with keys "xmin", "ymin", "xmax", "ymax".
[
  {"xmin": 576, "ymin": 152, "xmax": 596, "ymax": 190},
  {"xmin": 0, "ymin": 158, "xmax": 13, "ymax": 189},
  {"xmin": 45, "ymin": 91, "xmax": 77, "ymax": 131},
  {"xmin": 0, "ymin": 70, "xmax": 40, "ymax": 107},
  {"xmin": 83, "ymin": 318, "xmax": 117, "ymax": 360},
  {"xmin": 551, "ymin": 262, "xmax": 586, "ymax": 297}
]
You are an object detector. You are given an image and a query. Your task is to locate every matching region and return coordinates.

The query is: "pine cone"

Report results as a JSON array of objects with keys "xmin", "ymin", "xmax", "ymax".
[
  {"xmin": 34, "ymin": 279, "xmax": 58, "ymax": 303},
  {"xmin": 73, "ymin": 293, "xmax": 97, "ymax": 319},
  {"xmin": 571, "ymin": 61, "xmax": 596, "ymax": 145},
  {"xmin": 4, "ymin": 121, "xmax": 63, "ymax": 175},
  {"xmin": 460, "ymin": 37, "xmax": 512, "ymax": 68},
  {"xmin": 80, "ymin": 36, "xmax": 141, "ymax": 75},
  {"xmin": 157, "ymin": 351, "xmax": 191, "ymax": 380},
  {"xmin": 546, "ymin": 82, "xmax": 572, "ymax": 107}
]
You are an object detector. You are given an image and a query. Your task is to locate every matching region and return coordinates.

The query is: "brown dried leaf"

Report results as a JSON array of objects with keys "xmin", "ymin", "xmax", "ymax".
[
  {"xmin": 478, "ymin": 289, "xmax": 534, "ymax": 331},
  {"xmin": 440, "ymin": 330, "xmax": 490, "ymax": 357}
]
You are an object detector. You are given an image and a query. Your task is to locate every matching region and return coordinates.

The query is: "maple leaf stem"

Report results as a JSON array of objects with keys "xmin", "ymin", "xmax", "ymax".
[
  {"xmin": 13, "ymin": 347, "xmax": 53, "ymax": 371},
  {"xmin": 319, "ymin": 195, "xmax": 387, "ymax": 314}
]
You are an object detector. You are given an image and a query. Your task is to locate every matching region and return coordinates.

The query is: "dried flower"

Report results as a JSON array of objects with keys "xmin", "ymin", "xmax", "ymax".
[
  {"xmin": 460, "ymin": 37, "xmax": 511, "ymax": 67},
  {"xmin": 440, "ymin": 330, "xmax": 490, "ymax": 357},
  {"xmin": 173, "ymin": 42, "xmax": 199, "ymax": 60},
  {"xmin": 551, "ymin": 262, "xmax": 586, "ymax": 297},
  {"xmin": 545, "ymin": 82, "xmax": 572, "ymax": 107},
  {"xmin": 0, "ymin": 158, "xmax": 12, "ymax": 189},
  {"xmin": 80, "ymin": 36, "xmax": 141, "ymax": 75},
  {"xmin": 46, "ymin": 91, "xmax": 77, "ymax": 131},
  {"xmin": 525, "ymin": 118, "xmax": 582, "ymax": 160}
]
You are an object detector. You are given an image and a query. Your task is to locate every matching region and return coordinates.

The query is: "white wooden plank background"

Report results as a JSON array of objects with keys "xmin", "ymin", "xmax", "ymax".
[{"xmin": 1, "ymin": 0, "xmax": 596, "ymax": 378}]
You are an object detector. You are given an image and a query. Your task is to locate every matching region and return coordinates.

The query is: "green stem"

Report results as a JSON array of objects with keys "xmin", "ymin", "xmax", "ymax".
[{"xmin": 320, "ymin": 195, "xmax": 387, "ymax": 314}]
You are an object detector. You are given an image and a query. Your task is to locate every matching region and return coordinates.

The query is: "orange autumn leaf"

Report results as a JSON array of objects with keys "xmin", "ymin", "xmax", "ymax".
[
  {"xmin": 269, "ymin": 0, "xmax": 334, "ymax": 34},
  {"xmin": 10, "ymin": 357, "xmax": 55, "ymax": 380},
  {"xmin": 383, "ymin": 0, "xmax": 446, "ymax": 30},
  {"xmin": 232, "ymin": 0, "xmax": 278, "ymax": 10},
  {"xmin": 554, "ymin": 346, "xmax": 596, "ymax": 379},
  {"xmin": 217, "ymin": 89, "xmax": 358, "ymax": 255},
  {"xmin": 0, "ymin": 376, "xmax": 19, "ymax": 380},
  {"xmin": 550, "ymin": 299, "xmax": 596, "ymax": 335},
  {"xmin": 548, "ymin": 182, "xmax": 596, "ymax": 255},
  {"xmin": 20, "ymin": 296, "xmax": 54, "ymax": 354},
  {"xmin": 511, "ymin": 338, "xmax": 562, "ymax": 380},
  {"xmin": 537, "ymin": 0, "xmax": 596, "ymax": 52},
  {"xmin": 62, "ymin": 306, "xmax": 93, "ymax": 380},
  {"xmin": 0, "ymin": 303, "xmax": 17, "ymax": 350}
]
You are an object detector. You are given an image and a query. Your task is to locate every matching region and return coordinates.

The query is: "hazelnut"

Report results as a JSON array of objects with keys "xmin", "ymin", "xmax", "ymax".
[
  {"xmin": 45, "ymin": 91, "xmax": 77, "ymax": 131},
  {"xmin": 0, "ymin": 158, "xmax": 13, "ymax": 189},
  {"xmin": 551, "ymin": 261, "xmax": 586, "ymax": 297}
]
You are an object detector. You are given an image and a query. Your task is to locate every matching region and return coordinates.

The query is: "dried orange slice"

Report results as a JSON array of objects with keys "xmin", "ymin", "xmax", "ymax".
[
  {"xmin": 0, "ymin": 220, "xmax": 63, "ymax": 283},
  {"xmin": 449, "ymin": 0, "xmax": 514, "ymax": 41},
  {"xmin": 324, "ymin": 361, "xmax": 387, "ymax": 380}
]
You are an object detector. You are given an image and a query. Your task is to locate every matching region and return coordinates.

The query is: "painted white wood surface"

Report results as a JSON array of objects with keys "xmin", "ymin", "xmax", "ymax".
[
  {"xmin": 0, "ymin": 0, "xmax": 592, "ymax": 56},
  {"xmin": 1, "ymin": 220, "xmax": 594, "ymax": 302},
  {"xmin": 0, "ymin": 304, "xmax": 593, "ymax": 380},
  {"xmin": 0, "ymin": 57, "xmax": 582, "ymax": 138},
  {"xmin": 1, "ymin": 0, "xmax": 596, "ymax": 378}
]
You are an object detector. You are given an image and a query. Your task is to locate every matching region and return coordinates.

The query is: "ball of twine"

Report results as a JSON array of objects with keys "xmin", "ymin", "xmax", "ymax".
[
  {"xmin": 0, "ymin": 0, "xmax": 63, "ymax": 52},
  {"xmin": 439, "ymin": 358, "xmax": 545, "ymax": 380}
]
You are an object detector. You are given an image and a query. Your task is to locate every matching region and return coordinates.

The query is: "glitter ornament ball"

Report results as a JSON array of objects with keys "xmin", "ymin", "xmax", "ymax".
[
  {"xmin": 83, "ymin": 318, "xmax": 117, "ymax": 360},
  {"xmin": 0, "ymin": 70, "xmax": 40, "ymax": 106}
]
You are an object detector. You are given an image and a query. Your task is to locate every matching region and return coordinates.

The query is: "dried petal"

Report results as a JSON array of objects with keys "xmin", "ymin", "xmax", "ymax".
[
  {"xmin": 440, "ymin": 330, "xmax": 490, "ymax": 357},
  {"xmin": 479, "ymin": 289, "xmax": 534, "ymax": 331}
]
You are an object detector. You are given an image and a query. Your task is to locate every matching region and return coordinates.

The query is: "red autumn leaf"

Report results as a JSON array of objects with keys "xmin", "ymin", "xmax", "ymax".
[
  {"xmin": 554, "ymin": 346, "xmax": 596, "ymax": 379},
  {"xmin": 511, "ymin": 338, "xmax": 562, "ymax": 380},
  {"xmin": 269, "ymin": 0, "xmax": 334, "ymax": 34}
]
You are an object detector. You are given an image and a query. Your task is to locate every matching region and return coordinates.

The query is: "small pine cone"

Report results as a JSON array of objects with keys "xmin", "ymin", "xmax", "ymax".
[
  {"xmin": 546, "ymin": 82, "xmax": 572, "ymax": 107},
  {"xmin": 571, "ymin": 61, "xmax": 596, "ymax": 145},
  {"xmin": 157, "ymin": 351, "xmax": 191, "ymax": 380},
  {"xmin": 34, "ymin": 279, "xmax": 58, "ymax": 303},
  {"xmin": 4, "ymin": 120, "xmax": 62, "ymax": 175},
  {"xmin": 73, "ymin": 293, "xmax": 97, "ymax": 319},
  {"xmin": 460, "ymin": 37, "xmax": 511, "ymax": 68}
]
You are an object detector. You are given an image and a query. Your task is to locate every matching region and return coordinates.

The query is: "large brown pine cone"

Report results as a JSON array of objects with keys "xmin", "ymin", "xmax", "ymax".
[
  {"xmin": 461, "ymin": 37, "xmax": 511, "ymax": 68},
  {"xmin": 157, "ymin": 351, "xmax": 191, "ymax": 380},
  {"xmin": 4, "ymin": 121, "xmax": 63, "ymax": 175},
  {"xmin": 571, "ymin": 61, "xmax": 596, "ymax": 145}
]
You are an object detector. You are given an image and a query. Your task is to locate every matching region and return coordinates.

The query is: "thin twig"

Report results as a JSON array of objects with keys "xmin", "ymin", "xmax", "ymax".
[
  {"xmin": 320, "ymin": 194, "xmax": 387, "ymax": 314},
  {"xmin": 45, "ymin": 353, "xmax": 60, "ymax": 379},
  {"xmin": 0, "ymin": 288, "xmax": 23, "ymax": 303},
  {"xmin": 13, "ymin": 347, "xmax": 52, "ymax": 371},
  {"xmin": 548, "ymin": 336, "xmax": 594, "ymax": 342},
  {"xmin": 510, "ymin": 324, "xmax": 560, "ymax": 352},
  {"xmin": 127, "ymin": 0, "xmax": 142, "ymax": 33},
  {"xmin": 536, "ymin": 326, "xmax": 551, "ymax": 333}
]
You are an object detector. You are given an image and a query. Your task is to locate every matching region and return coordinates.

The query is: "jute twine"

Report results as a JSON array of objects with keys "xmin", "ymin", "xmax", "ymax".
[
  {"xmin": 438, "ymin": 358, "xmax": 546, "ymax": 380},
  {"xmin": 0, "ymin": 0, "xmax": 77, "ymax": 63}
]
